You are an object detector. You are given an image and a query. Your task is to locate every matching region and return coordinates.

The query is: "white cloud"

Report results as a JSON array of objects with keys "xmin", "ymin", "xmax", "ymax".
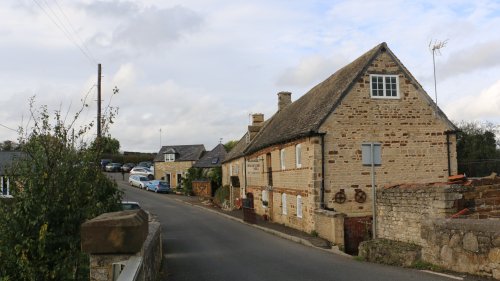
[{"xmin": 444, "ymin": 79, "xmax": 500, "ymax": 121}]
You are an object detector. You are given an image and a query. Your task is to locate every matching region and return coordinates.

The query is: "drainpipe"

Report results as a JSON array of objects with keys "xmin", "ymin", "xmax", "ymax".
[
  {"xmin": 244, "ymin": 157, "xmax": 247, "ymax": 198},
  {"xmin": 320, "ymin": 133, "xmax": 326, "ymax": 209}
]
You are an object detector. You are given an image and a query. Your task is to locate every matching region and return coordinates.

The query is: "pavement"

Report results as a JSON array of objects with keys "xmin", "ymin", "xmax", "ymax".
[{"xmin": 167, "ymin": 193, "xmax": 351, "ymax": 257}]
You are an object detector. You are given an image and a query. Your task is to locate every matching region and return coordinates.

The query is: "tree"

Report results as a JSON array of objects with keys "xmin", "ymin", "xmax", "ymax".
[
  {"xmin": 0, "ymin": 140, "xmax": 18, "ymax": 151},
  {"xmin": 456, "ymin": 121, "xmax": 500, "ymax": 177},
  {"xmin": 90, "ymin": 136, "xmax": 120, "ymax": 154},
  {"xmin": 0, "ymin": 99, "xmax": 121, "ymax": 281},
  {"xmin": 223, "ymin": 140, "xmax": 238, "ymax": 152}
]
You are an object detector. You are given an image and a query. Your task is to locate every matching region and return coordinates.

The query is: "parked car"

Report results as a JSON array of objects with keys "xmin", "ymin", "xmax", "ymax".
[
  {"xmin": 145, "ymin": 180, "xmax": 171, "ymax": 193},
  {"xmin": 137, "ymin": 161, "xmax": 152, "ymax": 168},
  {"xmin": 130, "ymin": 167, "xmax": 154, "ymax": 180},
  {"xmin": 100, "ymin": 159, "xmax": 112, "ymax": 170},
  {"xmin": 121, "ymin": 201, "xmax": 141, "ymax": 210},
  {"xmin": 128, "ymin": 175, "xmax": 150, "ymax": 189},
  {"xmin": 121, "ymin": 163, "xmax": 136, "ymax": 172},
  {"xmin": 105, "ymin": 162, "xmax": 122, "ymax": 172}
]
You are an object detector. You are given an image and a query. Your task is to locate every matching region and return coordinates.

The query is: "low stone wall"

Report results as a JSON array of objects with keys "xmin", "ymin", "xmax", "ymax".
[
  {"xmin": 82, "ymin": 210, "xmax": 162, "ymax": 281},
  {"xmin": 421, "ymin": 219, "xmax": 500, "ymax": 279},
  {"xmin": 314, "ymin": 210, "xmax": 345, "ymax": 247},
  {"xmin": 377, "ymin": 184, "xmax": 465, "ymax": 245}
]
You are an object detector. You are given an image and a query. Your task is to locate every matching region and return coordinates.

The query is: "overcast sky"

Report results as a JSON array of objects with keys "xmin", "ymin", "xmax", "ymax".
[{"xmin": 1, "ymin": 0, "xmax": 499, "ymax": 152}]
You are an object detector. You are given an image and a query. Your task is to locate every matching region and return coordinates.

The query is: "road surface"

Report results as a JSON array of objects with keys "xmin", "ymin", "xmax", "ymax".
[{"xmin": 113, "ymin": 174, "xmax": 465, "ymax": 281}]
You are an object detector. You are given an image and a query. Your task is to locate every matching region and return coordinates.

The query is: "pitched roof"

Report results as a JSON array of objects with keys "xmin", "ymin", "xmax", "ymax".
[
  {"xmin": 193, "ymin": 143, "xmax": 228, "ymax": 168},
  {"xmin": 154, "ymin": 145, "xmax": 205, "ymax": 162},
  {"xmin": 222, "ymin": 133, "xmax": 249, "ymax": 163},
  {"xmin": 0, "ymin": 151, "xmax": 25, "ymax": 175},
  {"xmin": 245, "ymin": 42, "xmax": 456, "ymax": 154}
]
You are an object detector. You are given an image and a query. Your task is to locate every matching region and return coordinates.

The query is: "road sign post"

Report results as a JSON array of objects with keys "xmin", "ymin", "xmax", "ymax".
[{"xmin": 362, "ymin": 143, "xmax": 381, "ymax": 239}]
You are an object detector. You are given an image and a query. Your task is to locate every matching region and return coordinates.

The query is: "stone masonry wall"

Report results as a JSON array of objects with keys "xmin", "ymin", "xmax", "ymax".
[
  {"xmin": 154, "ymin": 161, "xmax": 193, "ymax": 188},
  {"xmin": 421, "ymin": 219, "xmax": 500, "ymax": 279},
  {"xmin": 222, "ymin": 157, "xmax": 246, "ymax": 200},
  {"xmin": 245, "ymin": 137, "xmax": 319, "ymax": 234},
  {"xmin": 377, "ymin": 184, "xmax": 464, "ymax": 245},
  {"xmin": 320, "ymin": 50, "xmax": 457, "ymax": 216}
]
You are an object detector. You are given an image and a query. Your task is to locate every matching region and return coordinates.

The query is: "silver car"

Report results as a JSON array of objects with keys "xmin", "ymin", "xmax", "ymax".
[
  {"xmin": 130, "ymin": 167, "xmax": 154, "ymax": 180},
  {"xmin": 128, "ymin": 175, "xmax": 149, "ymax": 189}
]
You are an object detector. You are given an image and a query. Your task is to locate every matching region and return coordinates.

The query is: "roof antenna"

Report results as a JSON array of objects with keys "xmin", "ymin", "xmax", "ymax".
[
  {"xmin": 219, "ymin": 138, "xmax": 223, "ymax": 144},
  {"xmin": 429, "ymin": 39, "xmax": 448, "ymax": 107}
]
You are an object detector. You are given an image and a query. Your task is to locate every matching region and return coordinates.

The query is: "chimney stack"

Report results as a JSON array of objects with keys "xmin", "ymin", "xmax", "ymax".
[
  {"xmin": 278, "ymin": 91, "xmax": 292, "ymax": 111},
  {"xmin": 248, "ymin": 113, "xmax": 264, "ymax": 142}
]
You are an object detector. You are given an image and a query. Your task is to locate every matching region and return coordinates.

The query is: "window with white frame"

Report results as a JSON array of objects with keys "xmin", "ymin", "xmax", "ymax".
[
  {"xmin": 262, "ymin": 190, "xmax": 269, "ymax": 207},
  {"xmin": 370, "ymin": 74, "xmax": 399, "ymax": 98},
  {"xmin": 295, "ymin": 144, "xmax": 302, "ymax": 168},
  {"xmin": 280, "ymin": 148, "xmax": 285, "ymax": 170},
  {"xmin": 282, "ymin": 193, "xmax": 287, "ymax": 215},
  {"xmin": 1, "ymin": 176, "xmax": 10, "ymax": 197},
  {"xmin": 296, "ymin": 195, "xmax": 303, "ymax": 218},
  {"xmin": 164, "ymin": 153, "xmax": 175, "ymax": 162}
]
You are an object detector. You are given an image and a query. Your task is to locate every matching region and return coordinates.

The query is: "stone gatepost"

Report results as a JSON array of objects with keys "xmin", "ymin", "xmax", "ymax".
[{"xmin": 81, "ymin": 209, "xmax": 149, "ymax": 281}]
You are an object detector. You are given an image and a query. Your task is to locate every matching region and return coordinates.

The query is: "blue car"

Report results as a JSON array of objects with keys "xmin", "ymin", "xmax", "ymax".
[{"xmin": 145, "ymin": 180, "xmax": 171, "ymax": 193}]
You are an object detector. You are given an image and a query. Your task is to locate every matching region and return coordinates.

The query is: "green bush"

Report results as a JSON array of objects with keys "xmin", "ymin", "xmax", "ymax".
[
  {"xmin": 214, "ymin": 185, "xmax": 230, "ymax": 206},
  {"xmin": 0, "ymin": 99, "xmax": 121, "ymax": 280}
]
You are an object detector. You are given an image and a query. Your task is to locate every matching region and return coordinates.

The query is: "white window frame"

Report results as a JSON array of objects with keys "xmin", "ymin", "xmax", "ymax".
[
  {"xmin": 1, "ymin": 176, "xmax": 10, "ymax": 197},
  {"xmin": 295, "ymin": 144, "xmax": 302, "ymax": 168},
  {"xmin": 280, "ymin": 148, "xmax": 285, "ymax": 170},
  {"xmin": 177, "ymin": 173, "xmax": 183, "ymax": 186},
  {"xmin": 370, "ymin": 74, "xmax": 399, "ymax": 99},
  {"xmin": 164, "ymin": 153, "xmax": 175, "ymax": 162},
  {"xmin": 262, "ymin": 190, "xmax": 269, "ymax": 208},
  {"xmin": 296, "ymin": 195, "xmax": 303, "ymax": 218},
  {"xmin": 282, "ymin": 193, "xmax": 287, "ymax": 215}
]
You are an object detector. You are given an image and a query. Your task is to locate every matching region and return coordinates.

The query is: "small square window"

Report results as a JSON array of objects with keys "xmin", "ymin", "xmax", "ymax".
[{"xmin": 370, "ymin": 75, "xmax": 399, "ymax": 99}]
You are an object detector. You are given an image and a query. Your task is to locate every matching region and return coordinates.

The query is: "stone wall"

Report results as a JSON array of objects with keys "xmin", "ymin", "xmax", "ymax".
[
  {"xmin": 314, "ymin": 210, "xmax": 345, "ymax": 246},
  {"xmin": 82, "ymin": 210, "xmax": 162, "ymax": 281},
  {"xmin": 375, "ymin": 182, "xmax": 500, "ymax": 278},
  {"xmin": 154, "ymin": 161, "xmax": 193, "ymax": 188},
  {"xmin": 245, "ymin": 137, "xmax": 319, "ymax": 234},
  {"xmin": 320, "ymin": 50, "xmax": 457, "ymax": 216},
  {"xmin": 376, "ymin": 184, "xmax": 464, "ymax": 245},
  {"xmin": 421, "ymin": 219, "xmax": 500, "ymax": 279}
]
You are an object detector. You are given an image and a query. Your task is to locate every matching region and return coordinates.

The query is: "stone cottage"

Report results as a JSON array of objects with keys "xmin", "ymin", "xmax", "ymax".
[
  {"xmin": 222, "ymin": 42, "xmax": 458, "ymax": 242},
  {"xmin": 153, "ymin": 145, "xmax": 205, "ymax": 188}
]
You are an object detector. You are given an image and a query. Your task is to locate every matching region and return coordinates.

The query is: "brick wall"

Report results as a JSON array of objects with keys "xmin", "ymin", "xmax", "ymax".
[{"xmin": 320, "ymin": 51, "xmax": 457, "ymax": 216}]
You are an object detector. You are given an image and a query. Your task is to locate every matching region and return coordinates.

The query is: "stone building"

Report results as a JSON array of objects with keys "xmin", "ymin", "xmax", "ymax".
[
  {"xmin": 222, "ymin": 42, "xmax": 458, "ymax": 240},
  {"xmin": 153, "ymin": 145, "xmax": 205, "ymax": 188}
]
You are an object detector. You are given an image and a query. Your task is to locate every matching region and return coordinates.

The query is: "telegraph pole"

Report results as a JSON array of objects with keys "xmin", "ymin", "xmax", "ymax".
[{"xmin": 97, "ymin": 63, "xmax": 102, "ymax": 139}]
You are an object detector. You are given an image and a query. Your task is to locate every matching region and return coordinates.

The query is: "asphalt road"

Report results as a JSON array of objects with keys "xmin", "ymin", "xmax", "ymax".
[{"xmin": 113, "ymin": 174, "xmax": 462, "ymax": 281}]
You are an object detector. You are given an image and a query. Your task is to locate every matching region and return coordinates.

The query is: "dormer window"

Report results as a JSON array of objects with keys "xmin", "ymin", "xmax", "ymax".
[
  {"xmin": 164, "ymin": 148, "xmax": 176, "ymax": 162},
  {"xmin": 370, "ymin": 74, "xmax": 399, "ymax": 99},
  {"xmin": 164, "ymin": 153, "xmax": 175, "ymax": 162}
]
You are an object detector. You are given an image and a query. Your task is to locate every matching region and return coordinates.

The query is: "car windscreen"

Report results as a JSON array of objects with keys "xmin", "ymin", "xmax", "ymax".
[{"xmin": 139, "ymin": 177, "xmax": 148, "ymax": 181}]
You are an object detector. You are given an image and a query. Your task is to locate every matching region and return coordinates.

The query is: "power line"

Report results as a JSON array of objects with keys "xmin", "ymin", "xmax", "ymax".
[
  {"xmin": 32, "ymin": 0, "xmax": 97, "ymax": 65},
  {"xmin": 53, "ymin": 0, "xmax": 97, "ymax": 63},
  {"xmin": 0, "ymin": 123, "xmax": 18, "ymax": 132}
]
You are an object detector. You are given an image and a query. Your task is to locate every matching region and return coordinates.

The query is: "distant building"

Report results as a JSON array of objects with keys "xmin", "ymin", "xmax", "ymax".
[
  {"xmin": 0, "ymin": 151, "xmax": 24, "ymax": 198},
  {"xmin": 153, "ymin": 145, "xmax": 205, "ymax": 188}
]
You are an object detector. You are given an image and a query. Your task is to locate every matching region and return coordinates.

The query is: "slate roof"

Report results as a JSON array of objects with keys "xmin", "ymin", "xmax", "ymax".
[
  {"xmin": 0, "ymin": 151, "xmax": 25, "ymax": 175},
  {"xmin": 244, "ymin": 42, "xmax": 456, "ymax": 155},
  {"xmin": 153, "ymin": 145, "xmax": 205, "ymax": 162},
  {"xmin": 193, "ymin": 144, "xmax": 227, "ymax": 168}
]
